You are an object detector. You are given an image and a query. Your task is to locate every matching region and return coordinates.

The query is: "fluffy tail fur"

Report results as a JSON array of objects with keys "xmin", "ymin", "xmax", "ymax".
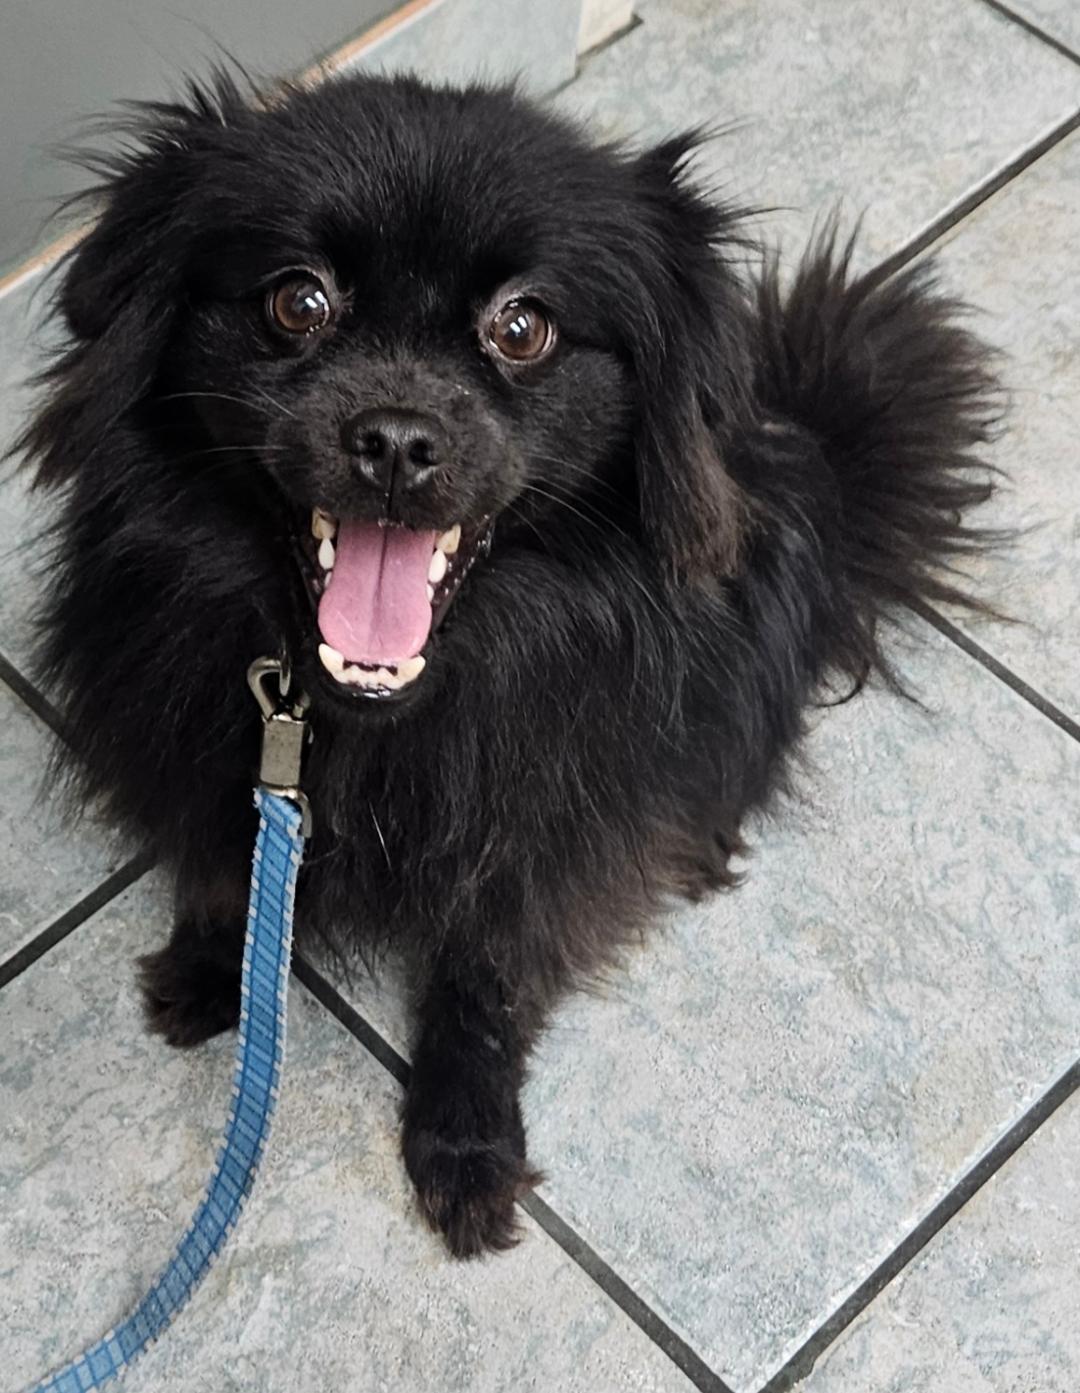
[{"xmin": 751, "ymin": 234, "xmax": 1005, "ymax": 690}]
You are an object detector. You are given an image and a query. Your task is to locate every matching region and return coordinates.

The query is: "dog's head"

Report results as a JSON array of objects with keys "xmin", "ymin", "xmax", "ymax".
[{"xmin": 26, "ymin": 72, "xmax": 753, "ymax": 710}]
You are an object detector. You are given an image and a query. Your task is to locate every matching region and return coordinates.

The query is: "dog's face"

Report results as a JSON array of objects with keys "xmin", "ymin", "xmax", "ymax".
[{"xmin": 32, "ymin": 74, "xmax": 752, "ymax": 712}]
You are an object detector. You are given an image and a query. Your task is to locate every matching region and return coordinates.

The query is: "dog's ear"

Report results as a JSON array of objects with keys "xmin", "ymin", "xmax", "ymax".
[
  {"xmin": 19, "ymin": 73, "xmax": 251, "ymax": 486},
  {"xmin": 629, "ymin": 135, "xmax": 755, "ymax": 584}
]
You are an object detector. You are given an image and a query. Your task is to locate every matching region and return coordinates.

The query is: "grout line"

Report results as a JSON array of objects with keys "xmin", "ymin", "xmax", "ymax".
[
  {"xmin": 292, "ymin": 953, "xmax": 735, "ymax": 1393},
  {"xmin": 541, "ymin": 12, "xmax": 644, "ymax": 97},
  {"xmin": 877, "ymin": 106, "xmax": 1080, "ymax": 278},
  {"xmin": 0, "ymin": 647, "xmax": 66, "ymax": 738},
  {"xmin": 980, "ymin": 0, "xmax": 1080, "ymax": 67},
  {"xmin": 0, "ymin": 849, "xmax": 156, "ymax": 991},
  {"xmin": 757, "ymin": 1057, "xmax": 1080, "ymax": 1393},
  {"xmin": 579, "ymin": 11, "xmax": 644, "ymax": 62},
  {"xmin": 292, "ymin": 953, "xmax": 409, "ymax": 1087},
  {"xmin": 908, "ymin": 600, "xmax": 1080, "ymax": 745},
  {"xmin": 518, "ymin": 1189, "xmax": 736, "ymax": 1393}
]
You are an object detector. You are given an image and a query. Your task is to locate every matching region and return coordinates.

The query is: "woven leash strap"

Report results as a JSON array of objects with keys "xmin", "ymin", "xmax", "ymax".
[{"xmin": 26, "ymin": 788, "xmax": 304, "ymax": 1392}]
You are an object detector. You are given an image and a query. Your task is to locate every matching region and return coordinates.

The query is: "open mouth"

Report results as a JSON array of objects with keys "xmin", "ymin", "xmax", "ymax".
[{"xmin": 301, "ymin": 508, "xmax": 491, "ymax": 698}]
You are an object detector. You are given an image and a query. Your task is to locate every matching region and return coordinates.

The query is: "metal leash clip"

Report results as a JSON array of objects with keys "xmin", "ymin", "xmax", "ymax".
[{"xmin": 247, "ymin": 654, "xmax": 313, "ymax": 837}]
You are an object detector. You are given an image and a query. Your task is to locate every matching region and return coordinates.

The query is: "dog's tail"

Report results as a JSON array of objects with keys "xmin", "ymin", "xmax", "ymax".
[{"xmin": 751, "ymin": 231, "xmax": 1005, "ymax": 691}]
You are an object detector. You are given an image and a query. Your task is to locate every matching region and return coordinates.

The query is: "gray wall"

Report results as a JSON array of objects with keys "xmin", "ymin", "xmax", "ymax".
[{"xmin": 0, "ymin": 0, "xmax": 583, "ymax": 278}]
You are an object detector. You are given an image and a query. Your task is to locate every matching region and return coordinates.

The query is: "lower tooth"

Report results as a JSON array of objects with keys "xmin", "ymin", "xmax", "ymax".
[
  {"xmin": 342, "ymin": 665, "xmax": 378, "ymax": 688},
  {"xmin": 397, "ymin": 655, "xmax": 426, "ymax": 684},
  {"xmin": 339, "ymin": 663, "xmax": 404, "ymax": 691}
]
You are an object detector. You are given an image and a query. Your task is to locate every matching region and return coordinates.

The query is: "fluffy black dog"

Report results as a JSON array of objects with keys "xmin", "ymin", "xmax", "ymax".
[{"xmin": 20, "ymin": 71, "xmax": 997, "ymax": 1258}]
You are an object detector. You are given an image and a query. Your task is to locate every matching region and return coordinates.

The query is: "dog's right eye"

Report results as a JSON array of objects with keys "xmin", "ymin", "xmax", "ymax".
[{"xmin": 267, "ymin": 276, "xmax": 333, "ymax": 335}]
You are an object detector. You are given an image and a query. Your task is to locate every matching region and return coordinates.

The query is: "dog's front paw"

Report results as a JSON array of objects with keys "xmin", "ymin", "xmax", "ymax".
[
  {"xmin": 138, "ymin": 943, "xmax": 241, "ymax": 1048},
  {"xmin": 402, "ymin": 1113, "xmax": 542, "ymax": 1259}
]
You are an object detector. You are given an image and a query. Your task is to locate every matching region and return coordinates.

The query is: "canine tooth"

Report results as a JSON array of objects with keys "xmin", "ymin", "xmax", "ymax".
[
  {"xmin": 312, "ymin": 508, "xmax": 337, "ymax": 540},
  {"xmin": 428, "ymin": 548, "xmax": 447, "ymax": 585},
  {"xmin": 397, "ymin": 655, "xmax": 426, "ymax": 684},
  {"xmin": 426, "ymin": 583, "xmax": 435, "ymax": 602},
  {"xmin": 318, "ymin": 643, "xmax": 345, "ymax": 674},
  {"xmin": 437, "ymin": 524, "xmax": 461, "ymax": 555},
  {"xmin": 318, "ymin": 537, "xmax": 336, "ymax": 570}
]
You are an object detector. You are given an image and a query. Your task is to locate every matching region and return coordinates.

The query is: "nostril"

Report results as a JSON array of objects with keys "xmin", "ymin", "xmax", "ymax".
[{"xmin": 341, "ymin": 407, "xmax": 446, "ymax": 495}]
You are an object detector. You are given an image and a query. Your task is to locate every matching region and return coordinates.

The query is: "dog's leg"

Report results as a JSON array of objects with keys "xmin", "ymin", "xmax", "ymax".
[
  {"xmin": 139, "ymin": 854, "xmax": 250, "ymax": 1048},
  {"xmin": 402, "ymin": 960, "xmax": 543, "ymax": 1258}
]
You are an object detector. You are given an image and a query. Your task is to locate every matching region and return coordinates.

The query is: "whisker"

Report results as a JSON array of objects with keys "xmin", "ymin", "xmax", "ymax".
[
  {"xmin": 526, "ymin": 453, "xmax": 624, "ymax": 498},
  {"xmin": 511, "ymin": 487, "xmax": 670, "ymax": 625},
  {"xmin": 154, "ymin": 390, "xmax": 280, "ymax": 417},
  {"xmin": 250, "ymin": 385, "xmax": 298, "ymax": 421}
]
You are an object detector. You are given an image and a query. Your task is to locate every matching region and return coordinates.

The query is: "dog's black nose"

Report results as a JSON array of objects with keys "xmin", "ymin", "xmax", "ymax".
[{"xmin": 341, "ymin": 408, "xmax": 444, "ymax": 496}]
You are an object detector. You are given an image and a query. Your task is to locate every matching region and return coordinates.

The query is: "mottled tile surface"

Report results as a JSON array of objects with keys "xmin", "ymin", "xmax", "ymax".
[
  {"xmin": 354, "ymin": 0, "xmax": 582, "ymax": 91},
  {"xmin": 2, "ymin": 878, "xmax": 696, "ymax": 1393},
  {"xmin": 3, "ymin": 4, "xmax": 1080, "ymax": 1390},
  {"xmin": 1006, "ymin": 0, "xmax": 1080, "ymax": 52},
  {"xmin": 0, "ymin": 678, "xmax": 122, "ymax": 963},
  {"xmin": 335, "ymin": 623, "xmax": 1080, "ymax": 1392},
  {"xmin": 0, "ymin": 271, "xmax": 55, "ymax": 675},
  {"xmin": 554, "ymin": 0, "xmax": 1080, "ymax": 264},
  {"xmin": 520, "ymin": 627, "xmax": 1080, "ymax": 1391},
  {"xmin": 923, "ymin": 130, "xmax": 1080, "ymax": 724},
  {"xmin": 801, "ymin": 1089, "xmax": 1080, "ymax": 1393}
]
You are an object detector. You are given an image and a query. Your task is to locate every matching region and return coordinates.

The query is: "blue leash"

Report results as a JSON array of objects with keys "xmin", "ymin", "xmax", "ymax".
[{"xmin": 26, "ymin": 659, "xmax": 309, "ymax": 1392}]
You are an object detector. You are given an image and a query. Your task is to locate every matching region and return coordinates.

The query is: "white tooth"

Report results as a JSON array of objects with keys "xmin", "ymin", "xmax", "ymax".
[
  {"xmin": 377, "ymin": 666, "xmax": 403, "ymax": 690},
  {"xmin": 428, "ymin": 548, "xmax": 448, "ymax": 585},
  {"xmin": 426, "ymin": 583, "xmax": 435, "ymax": 602},
  {"xmin": 397, "ymin": 655, "xmax": 426, "ymax": 684},
  {"xmin": 318, "ymin": 643, "xmax": 345, "ymax": 674},
  {"xmin": 312, "ymin": 508, "xmax": 337, "ymax": 540},
  {"xmin": 318, "ymin": 537, "xmax": 336, "ymax": 571},
  {"xmin": 343, "ymin": 664, "xmax": 375, "ymax": 687},
  {"xmin": 437, "ymin": 524, "xmax": 461, "ymax": 555}
]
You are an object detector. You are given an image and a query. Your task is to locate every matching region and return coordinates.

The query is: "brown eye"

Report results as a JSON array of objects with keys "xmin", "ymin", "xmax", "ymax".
[
  {"xmin": 487, "ymin": 299, "xmax": 555, "ymax": 364},
  {"xmin": 267, "ymin": 275, "xmax": 332, "ymax": 335}
]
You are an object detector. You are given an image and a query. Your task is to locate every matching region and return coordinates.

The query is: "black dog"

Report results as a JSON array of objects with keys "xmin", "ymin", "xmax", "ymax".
[{"xmin": 19, "ymin": 71, "xmax": 998, "ymax": 1258}]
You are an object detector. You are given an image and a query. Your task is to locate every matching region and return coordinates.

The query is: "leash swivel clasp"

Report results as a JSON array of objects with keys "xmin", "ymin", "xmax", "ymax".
[{"xmin": 247, "ymin": 655, "xmax": 313, "ymax": 837}]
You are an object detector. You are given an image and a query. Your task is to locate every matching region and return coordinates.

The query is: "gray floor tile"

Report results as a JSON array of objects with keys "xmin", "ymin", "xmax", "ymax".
[
  {"xmin": 336, "ymin": 624, "xmax": 1080, "ymax": 1392},
  {"xmin": 553, "ymin": 0, "xmax": 1080, "ymax": 265},
  {"xmin": 353, "ymin": 0, "xmax": 582, "ymax": 92},
  {"xmin": 2, "ymin": 877, "xmax": 697, "ymax": 1393},
  {"xmin": 1003, "ymin": 0, "xmax": 1080, "ymax": 53},
  {"xmin": 1, "ymin": 269, "xmax": 55, "ymax": 675},
  {"xmin": 0, "ymin": 677, "xmax": 122, "ymax": 964},
  {"xmin": 800, "ymin": 1088, "xmax": 1080, "ymax": 1393},
  {"xmin": 923, "ymin": 129, "xmax": 1080, "ymax": 724}
]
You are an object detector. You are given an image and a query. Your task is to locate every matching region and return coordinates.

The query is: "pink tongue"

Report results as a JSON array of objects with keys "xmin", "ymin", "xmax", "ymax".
[{"xmin": 318, "ymin": 520, "xmax": 437, "ymax": 665}]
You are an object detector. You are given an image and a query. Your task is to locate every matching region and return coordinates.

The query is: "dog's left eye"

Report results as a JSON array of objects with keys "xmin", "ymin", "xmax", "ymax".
[
  {"xmin": 267, "ymin": 275, "xmax": 333, "ymax": 335},
  {"xmin": 486, "ymin": 299, "xmax": 556, "ymax": 364}
]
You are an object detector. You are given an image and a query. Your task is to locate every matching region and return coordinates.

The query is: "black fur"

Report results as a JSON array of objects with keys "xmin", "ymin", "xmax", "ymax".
[{"xmin": 17, "ymin": 71, "xmax": 1000, "ymax": 1258}]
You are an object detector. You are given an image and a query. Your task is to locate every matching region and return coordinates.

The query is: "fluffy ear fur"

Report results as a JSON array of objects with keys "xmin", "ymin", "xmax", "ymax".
[
  {"xmin": 630, "ymin": 135, "xmax": 756, "ymax": 583},
  {"xmin": 17, "ymin": 73, "xmax": 252, "ymax": 488}
]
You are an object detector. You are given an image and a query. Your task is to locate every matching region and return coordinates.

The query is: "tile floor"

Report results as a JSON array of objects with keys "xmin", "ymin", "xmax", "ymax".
[{"xmin": 2, "ymin": 3, "xmax": 1078, "ymax": 1391}]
